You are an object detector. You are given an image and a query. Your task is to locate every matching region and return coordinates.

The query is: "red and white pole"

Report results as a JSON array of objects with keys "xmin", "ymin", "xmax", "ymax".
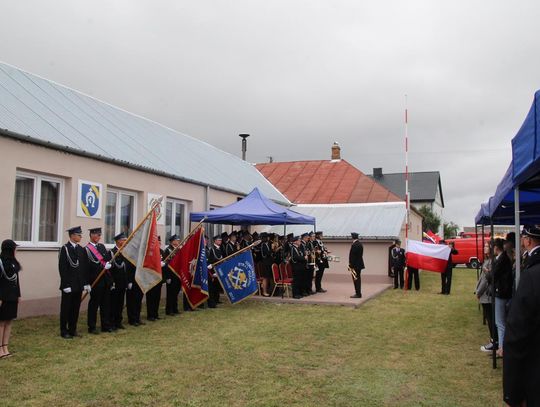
[{"xmin": 405, "ymin": 95, "xmax": 410, "ymax": 251}]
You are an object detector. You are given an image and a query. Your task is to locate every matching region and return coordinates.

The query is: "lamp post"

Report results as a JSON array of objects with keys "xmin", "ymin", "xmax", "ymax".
[{"xmin": 239, "ymin": 133, "xmax": 250, "ymax": 161}]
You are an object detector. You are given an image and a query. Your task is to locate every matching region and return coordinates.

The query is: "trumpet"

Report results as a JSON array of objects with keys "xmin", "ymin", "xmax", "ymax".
[{"xmin": 307, "ymin": 249, "xmax": 316, "ymax": 266}]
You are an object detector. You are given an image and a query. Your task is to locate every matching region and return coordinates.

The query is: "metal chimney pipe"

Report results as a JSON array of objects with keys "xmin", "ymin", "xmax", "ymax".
[{"xmin": 239, "ymin": 134, "xmax": 250, "ymax": 161}]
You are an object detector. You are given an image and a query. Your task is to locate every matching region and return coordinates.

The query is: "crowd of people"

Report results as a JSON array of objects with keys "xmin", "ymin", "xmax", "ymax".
[{"xmin": 473, "ymin": 227, "xmax": 540, "ymax": 406}]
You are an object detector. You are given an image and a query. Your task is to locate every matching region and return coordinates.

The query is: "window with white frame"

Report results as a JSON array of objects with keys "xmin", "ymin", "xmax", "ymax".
[
  {"xmin": 104, "ymin": 189, "xmax": 136, "ymax": 244},
  {"xmin": 165, "ymin": 199, "xmax": 188, "ymax": 242},
  {"xmin": 12, "ymin": 172, "xmax": 63, "ymax": 246}
]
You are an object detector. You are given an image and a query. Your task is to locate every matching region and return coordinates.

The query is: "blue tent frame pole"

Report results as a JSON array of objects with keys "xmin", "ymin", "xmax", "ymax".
[
  {"xmin": 490, "ymin": 218, "xmax": 497, "ymax": 370},
  {"xmin": 514, "ymin": 186, "xmax": 521, "ymax": 288}
]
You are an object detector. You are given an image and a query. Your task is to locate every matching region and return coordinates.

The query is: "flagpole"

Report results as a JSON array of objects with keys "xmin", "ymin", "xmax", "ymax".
[
  {"xmin": 210, "ymin": 239, "xmax": 262, "ymax": 268},
  {"xmin": 81, "ymin": 196, "xmax": 163, "ymax": 302},
  {"xmin": 162, "ymin": 217, "xmax": 208, "ymax": 264},
  {"xmin": 404, "ymin": 95, "xmax": 410, "ymax": 291}
]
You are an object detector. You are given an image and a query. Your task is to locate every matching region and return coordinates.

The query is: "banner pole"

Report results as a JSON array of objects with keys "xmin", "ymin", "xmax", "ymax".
[
  {"xmin": 211, "ymin": 240, "xmax": 262, "ymax": 268},
  {"xmin": 162, "ymin": 217, "xmax": 208, "ymax": 264},
  {"xmin": 81, "ymin": 197, "xmax": 163, "ymax": 302}
]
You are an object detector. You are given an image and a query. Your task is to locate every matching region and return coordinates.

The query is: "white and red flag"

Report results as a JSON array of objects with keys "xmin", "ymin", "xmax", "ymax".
[
  {"xmin": 122, "ymin": 209, "xmax": 163, "ymax": 293},
  {"xmin": 406, "ymin": 240, "xmax": 450, "ymax": 273}
]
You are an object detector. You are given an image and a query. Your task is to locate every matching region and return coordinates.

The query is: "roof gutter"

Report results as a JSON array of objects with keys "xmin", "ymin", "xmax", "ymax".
[{"xmin": 0, "ymin": 129, "xmax": 290, "ymax": 205}]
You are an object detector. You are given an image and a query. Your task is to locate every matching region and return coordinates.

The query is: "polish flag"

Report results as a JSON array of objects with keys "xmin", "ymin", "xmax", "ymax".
[{"xmin": 406, "ymin": 240, "xmax": 450, "ymax": 273}]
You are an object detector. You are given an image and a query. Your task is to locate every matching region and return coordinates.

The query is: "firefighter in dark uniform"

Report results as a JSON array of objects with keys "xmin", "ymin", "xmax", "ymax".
[
  {"xmin": 290, "ymin": 236, "xmax": 307, "ymax": 299},
  {"xmin": 300, "ymin": 233, "xmax": 312, "ymax": 296},
  {"xmin": 84, "ymin": 227, "xmax": 113, "ymax": 334},
  {"xmin": 314, "ymin": 231, "xmax": 329, "ymax": 293},
  {"xmin": 145, "ymin": 236, "xmax": 165, "ymax": 321},
  {"xmin": 225, "ymin": 231, "xmax": 239, "ymax": 256},
  {"xmin": 349, "ymin": 232, "xmax": 365, "ymax": 298},
  {"xmin": 240, "ymin": 231, "xmax": 252, "ymax": 249},
  {"xmin": 260, "ymin": 233, "xmax": 273, "ymax": 297},
  {"xmin": 110, "ymin": 233, "xmax": 128, "ymax": 330},
  {"xmin": 391, "ymin": 239, "xmax": 406, "ymax": 289},
  {"xmin": 206, "ymin": 235, "xmax": 223, "ymax": 308},
  {"xmin": 503, "ymin": 225, "xmax": 540, "ymax": 407},
  {"xmin": 164, "ymin": 235, "xmax": 181, "ymax": 316},
  {"xmin": 125, "ymin": 246, "xmax": 144, "ymax": 326},
  {"xmin": 58, "ymin": 226, "xmax": 90, "ymax": 339}
]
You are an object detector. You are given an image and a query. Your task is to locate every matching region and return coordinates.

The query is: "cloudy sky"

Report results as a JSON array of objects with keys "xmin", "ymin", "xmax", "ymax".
[{"xmin": 1, "ymin": 1, "xmax": 539, "ymax": 227}]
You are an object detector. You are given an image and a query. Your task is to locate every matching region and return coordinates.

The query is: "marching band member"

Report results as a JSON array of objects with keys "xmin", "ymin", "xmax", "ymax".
[
  {"xmin": 314, "ymin": 231, "xmax": 329, "ymax": 293},
  {"xmin": 291, "ymin": 236, "xmax": 307, "ymax": 299},
  {"xmin": 349, "ymin": 232, "xmax": 365, "ymax": 298},
  {"xmin": 260, "ymin": 233, "xmax": 272, "ymax": 297}
]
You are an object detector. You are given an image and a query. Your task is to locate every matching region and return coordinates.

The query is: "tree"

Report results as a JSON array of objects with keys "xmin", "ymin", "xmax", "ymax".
[
  {"xmin": 444, "ymin": 222, "xmax": 460, "ymax": 239},
  {"xmin": 417, "ymin": 205, "xmax": 441, "ymax": 234}
]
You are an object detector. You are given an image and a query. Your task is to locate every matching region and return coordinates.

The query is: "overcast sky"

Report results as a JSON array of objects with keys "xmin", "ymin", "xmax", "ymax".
[{"xmin": 1, "ymin": 1, "xmax": 539, "ymax": 228}]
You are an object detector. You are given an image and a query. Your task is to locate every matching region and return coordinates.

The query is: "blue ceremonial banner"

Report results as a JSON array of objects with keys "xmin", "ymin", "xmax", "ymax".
[
  {"xmin": 215, "ymin": 249, "xmax": 258, "ymax": 304},
  {"xmin": 191, "ymin": 232, "xmax": 209, "ymax": 294}
]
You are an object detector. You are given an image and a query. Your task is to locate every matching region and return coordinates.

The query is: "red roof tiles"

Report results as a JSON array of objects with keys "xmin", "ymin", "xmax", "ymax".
[{"xmin": 255, "ymin": 160, "xmax": 403, "ymax": 204}]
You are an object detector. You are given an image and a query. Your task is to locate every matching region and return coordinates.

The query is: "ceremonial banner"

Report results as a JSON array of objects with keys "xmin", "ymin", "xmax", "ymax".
[
  {"xmin": 406, "ymin": 240, "xmax": 450, "ymax": 273},
  {"xmin": 122, "ymin": 209, "xmax": 163, "ymax": 293},
  {"xmin": 214, "ymin": 250, "xmax": 258, "ymax": 304},
  {"xmin": 147, "ymin": 193, "xmax": 165, "ymax": 225},
  {"xmin": 168, "ymin": 227, "xmax": 209, "ymax": 308},
  {"xmin": 77, "ymin": 180, "xmax": 102, "ymax": 218}
]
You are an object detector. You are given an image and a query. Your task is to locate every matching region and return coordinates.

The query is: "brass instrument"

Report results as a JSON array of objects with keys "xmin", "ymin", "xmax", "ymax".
[
  {"xmin": 308, "ymin": 248, "xmax": 316, "ymax": 266},
  {"xmin": 348, "ymin": 265, "xmax": 358, "ymax": 281}
]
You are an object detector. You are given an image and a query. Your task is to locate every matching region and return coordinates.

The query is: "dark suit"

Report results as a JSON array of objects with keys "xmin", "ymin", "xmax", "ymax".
[
  {"xmin": 314, "ymin": 239, "xmax": 329, "ymax": 292},
  {"xmin": 110, "ymin": 247, "xmax": 128, "ymax": 328},
  {"xmin": 207, "ymin": 245, "xmax": 223, "ymax": 308},
  {"xmin": 441, "ymin": 248, "xmax": 458, "ymax": 294},
  {"xmin": 391, "ymin": 247, "xmax": 406, "ymax": 289},
  {"xmin": 349, "ymin": 240, "xmax": 365, "ymax": 296},
  {"xmin": 84, "ymin": 243, "xmax": 112, "ymax": 331},
  {"xmin": 58, "ymin": 242, "xmax": 88, "ymax": 336},
  {"xmin": 146, "ymin": 248, "xmax": 164, "ymax": 320},
  {"xmin": 503, "ymin": 250, "xmax": 540, "ymax": 406},
  {"xmin": 163, "ymin": 246, "xmax": 181, "ymax": 315},
  {"xmin": 291, "ymin": 244, "xmax": 307, "ymax": 297},
  {"xmin": 125, "ymin": 256, "xmax": 143, "ymax": 325}
]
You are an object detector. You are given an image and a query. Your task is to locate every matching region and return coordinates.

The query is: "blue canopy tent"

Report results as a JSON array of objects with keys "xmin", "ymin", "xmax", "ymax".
[{"xmin": 190, "ymin": 187, "xmax": 316, "ymax": 226}]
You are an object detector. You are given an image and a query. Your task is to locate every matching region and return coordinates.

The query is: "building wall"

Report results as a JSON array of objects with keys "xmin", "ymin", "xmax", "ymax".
[{"xmin": 0, "ymin": 137, "xmax": 242, "ymax": 307}]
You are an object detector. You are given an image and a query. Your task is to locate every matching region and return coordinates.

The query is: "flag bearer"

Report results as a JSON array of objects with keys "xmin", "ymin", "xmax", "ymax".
[
  {"xmin": 206, "ymin": 235, "xmax": 223, "ymax": 308},
  {"xmin": 110, "ymin": 233, "xmax": 128, "ymax": 330},
  {"xmin": 164, "ymin": 235, "xmax": 181, "ymax": 315}
]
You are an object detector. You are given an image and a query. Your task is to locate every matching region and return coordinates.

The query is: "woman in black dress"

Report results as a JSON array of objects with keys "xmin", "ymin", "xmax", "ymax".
[{"xmin": 0, "ymin": 239, "xmax": 21, "ymax": 359}]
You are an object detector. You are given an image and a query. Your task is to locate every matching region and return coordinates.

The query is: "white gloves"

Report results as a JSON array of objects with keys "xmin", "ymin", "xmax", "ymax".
[
  {"xmin": 161, "ymin": 261, "xmax": 166, "ymax": 267},
  {"xmin": 208, "ymin": 264, "xmax": 213, "ymax": 270},
  {"xmin": 104, "ymin": 262, "xmax": 112, "ymax": 270},
  {"xmin": 127, "ymin": 283, "xmax": 133, "ymax": 290},
  {"xmin": 84, "ymin": 285, "xmax": 92, "ymax": 293},
  {"xmin": 110, "ymin": 283, "xmax": 116, "ymax": 291},
  {"xmin": 166, "ymin": 279, "xmax": 172, "ymax": 284},
  {"xmin": 62, "ymin": 287, "xmax": 72, "ymax": 294}
]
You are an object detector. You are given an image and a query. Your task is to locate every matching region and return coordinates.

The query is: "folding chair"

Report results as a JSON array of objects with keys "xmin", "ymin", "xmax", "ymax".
[{"xmin": 271, "ymin": 263, "xmax": 292, "ymax": 297}]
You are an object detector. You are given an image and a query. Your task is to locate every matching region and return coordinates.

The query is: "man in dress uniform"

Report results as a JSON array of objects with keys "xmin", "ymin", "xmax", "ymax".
[
  {"xmin": 391, "ymin": 239, "xmax": 406, "ymax": 289},
  {"xmin": 503, "ymin": 225, "xmax": 540, "ymax": 406},
  {"xmin": 84, "ymin": 227, "xmax": 113, "ymax": 334},
  {"xmin": 145, "ymin": 236, "xmax": 165, "ymax": 321},
  {"xmin": 440, "ymin": 241, "xmax": 458, "ymax": 295},
  {"xmin": 224, "ymin": 231, "xmax": 239, "ymax": 256},
  {"xmin": 314, "ymin": 231, "xmax": 329, "ymax": 293},
  {"xmin": 301, "ymin": 233, "xmax": 313, "ymax": 296},
  {"xmin": 239, "ymin": 231, "xmax": 251, "ymax": 249},
  {"xmin": 58, "ymin": 226, "xmax": 91, "ymax": 339},
  {"xmin": 125, "ymin": 245, "xmax": 144, "ymax": 326},
  {"xmin": 164, "ymin": 235, "xmax": 181, "ymax": 316},
  {"xmin": 349, "ymin": 232, "xmax": 365, "ymax": 298},
  {"xmin": 220, "ymin": 232, "xmax": 229, "ymax": 257},
  {"xmin": 109, "ymin": 233, "xmax": 128, "ymax": 330},
  {"xmin": 206, "ymin": 235, "xmax": 223, "ymax": 308},
  {"xmin": 290, "ymin": 236, "xmax": 307, "ymax": 299}
]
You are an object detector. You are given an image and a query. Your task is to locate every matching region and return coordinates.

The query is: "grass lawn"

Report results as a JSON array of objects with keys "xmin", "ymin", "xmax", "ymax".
[{"xmin": 1, "ymin": 269, "xmax": 501, "ymax": 406}]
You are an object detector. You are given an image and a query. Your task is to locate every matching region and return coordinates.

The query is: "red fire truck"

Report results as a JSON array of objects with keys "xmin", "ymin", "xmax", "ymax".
[{"xmin": 445, "ymin": 237, "xmax": 488, "ymax": 268}]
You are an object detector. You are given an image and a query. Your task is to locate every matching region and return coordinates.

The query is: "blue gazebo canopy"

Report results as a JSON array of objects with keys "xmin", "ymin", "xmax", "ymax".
[{"xmin": 190, "ymin": 187, "xmax": 316, "ymax": 225}]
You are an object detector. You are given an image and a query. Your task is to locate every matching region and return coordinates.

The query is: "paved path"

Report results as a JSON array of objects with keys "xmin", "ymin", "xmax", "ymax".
[{"xmin": 251, "ymin": 274, "xmax": 393, "ymax": 308}]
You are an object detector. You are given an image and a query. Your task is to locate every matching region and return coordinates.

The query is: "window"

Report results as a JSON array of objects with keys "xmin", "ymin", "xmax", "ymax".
[
  {"xmin": 105, "ymin": 189, "xmax": 136, "ymax": 244},
  {"xmin": 165, "ymin": 199, "xmax": 187, "ymax": 242},
  {"xmin": 12, "ymin": 172, "xmax": 63, "ymax": 246}
]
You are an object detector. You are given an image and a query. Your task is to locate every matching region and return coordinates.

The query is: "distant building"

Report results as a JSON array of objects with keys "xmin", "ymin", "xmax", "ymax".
[
  {"xmin": 256, "ymin": 143, "xmax": 422, "ymax": 280},
  {"xmin": 369, "ymin": 168, "xmax": 444, "ymax": 234},
  {"xmin": 0, "ymin": 62, "xmax": 287, "ymax": 316}
]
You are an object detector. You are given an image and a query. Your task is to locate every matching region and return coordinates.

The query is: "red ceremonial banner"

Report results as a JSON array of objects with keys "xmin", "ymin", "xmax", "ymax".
[
  {"xmin": 168, "ymin": 227, "xmax": 208, "ymax": 308},
  {"xmin": 143, "ymin": 210, "xmax": 163, "ymax": 276}
]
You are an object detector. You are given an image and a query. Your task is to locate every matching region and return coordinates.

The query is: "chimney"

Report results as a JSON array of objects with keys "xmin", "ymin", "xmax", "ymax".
[
  {"xmin": 239, "ymin": 134, "xmax": 250, "ymax": 161},
  {"xmin": 331, "ymin": 142, "xmax": 341, "ymax": 160},
  {"xmin": 373, "ymin": 167, "xmax": 383, "ymax": 178}
]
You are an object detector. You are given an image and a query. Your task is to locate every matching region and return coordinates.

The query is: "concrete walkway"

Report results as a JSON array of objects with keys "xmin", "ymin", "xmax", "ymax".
[{"xmin": 251, "ymin": 274, "xmax": 393, "ymax": 308}]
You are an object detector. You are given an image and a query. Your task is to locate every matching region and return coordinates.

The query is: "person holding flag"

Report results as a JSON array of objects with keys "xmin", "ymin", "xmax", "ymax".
[
  {"xmin": 109, "ymin": 233, "xmax": 129, "ymax": 330},
  {"xmin": 164, "ymin": 235, "xmax": 182, "ymax": 316},
  {"xmin": 206, "ymin": 235, "xmax": 223, "ymax": 308},
  {"xmin": 84, "ymin": 227, "xmax": 113, "ymax": 334}
]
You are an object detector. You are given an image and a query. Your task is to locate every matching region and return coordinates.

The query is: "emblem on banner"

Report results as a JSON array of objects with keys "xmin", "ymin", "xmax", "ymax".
[{"xmin": 77, "ymin": 180, "xmax": 102, "ymax": 218}]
